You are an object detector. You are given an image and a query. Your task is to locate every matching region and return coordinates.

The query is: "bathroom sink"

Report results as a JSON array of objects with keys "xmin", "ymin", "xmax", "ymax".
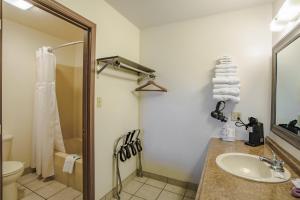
[{"xmin": 216, "ymin": 153, "xmax": 291, "ymax": 183}]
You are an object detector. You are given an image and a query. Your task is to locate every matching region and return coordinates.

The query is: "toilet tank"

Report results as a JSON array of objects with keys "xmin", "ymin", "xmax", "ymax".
[{"xmin": 2, "ymin": 134, "xmax": 13, "ymax": 161}]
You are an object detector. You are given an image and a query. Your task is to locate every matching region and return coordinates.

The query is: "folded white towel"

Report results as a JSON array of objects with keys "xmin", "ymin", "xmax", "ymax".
[
  {"xmin": 213, "ymin": 88, "xmax": 240, "ymax": 96},
  {"xmin": 215, "ymin": 72, "xmax": 238, "ymax": 77},
  {"xmin": 218, "ymin": 56, "xmax": 232, "ymax": 61},
  {"xmin": 214, "ymin": 84, "xmax": 240, "ymax": 89},
  {"xmin": 219, "ymin": 61, "xmax": 232, "ymax": 64},
  {"xmin": 213, "ymin": 95, "xmax": 240, "ymax": 103},
  {"xmin": 63, "ymin": 154, "xmax": 81, "ymax": 174},
  {"xmin": 215, "ymin": 68, "xmax": 237, "ymax": 73},
  {"xmin": 213, "ymin": 77, "xmax": 240, "ymax": 85},
  {"xmin": 215, "ymin": 64, "xmax": 237, "ymax": 69},
  {"xmin": 218, "ymin": 58, "xmax": 232, "ymax": 62}
]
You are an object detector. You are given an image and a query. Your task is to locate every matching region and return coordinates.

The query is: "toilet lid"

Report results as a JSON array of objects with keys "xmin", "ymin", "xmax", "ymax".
[{"xmin": 3, "ymin": 161, "xmax": 24, "ymax": 177}]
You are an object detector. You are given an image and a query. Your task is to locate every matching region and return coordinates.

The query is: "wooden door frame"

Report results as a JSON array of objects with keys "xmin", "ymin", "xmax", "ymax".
[
  {"xmin": 0, "ymin": 0, "xmax": 2, "ymax": 197},
  {"xmin": 1, "ymin": 1, "xmax": 96, "ymax": 200}
]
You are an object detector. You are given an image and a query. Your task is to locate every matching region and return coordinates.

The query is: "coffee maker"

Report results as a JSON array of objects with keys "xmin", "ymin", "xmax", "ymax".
[{"xmin": 236, "ymin": 117, "xmax": 264, "ymax": 147}]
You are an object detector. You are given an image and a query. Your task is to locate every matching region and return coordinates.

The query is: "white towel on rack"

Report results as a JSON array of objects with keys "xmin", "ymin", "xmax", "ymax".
[
  {"xmin": 218, "ymin": 56, "xmax": 232, "ymax": 62},
  {"xmin": 215, "ymin": 72, "xmax": 238, "ymax": 77},
  {"xmin": 213, "ymin": 95, "xmax": 240, "ymax": 103},
  {"xmin": 63, "ymin": 154, "xmax": 80, "ymax": 174},
  {"xmin": 213, "ymin": 56, "xmax": 240, "ymax": 103},
  {"xmin": 215, "ymin": 64, "xmax": 237, "ymax": 69},
  {"xmin": 215, "ymin": 68, "xmax": 237, "ymax": 73},
  {"xmin": 212, "ymin": 77, "xmax": 240, "ymax": 85},
  {"xmin": 218, "ymin": 61, "xmax": 232, "ymax": 64},
  {"xmin": 213, "ymin": 88, "xmax": 240, "ymax": 96},
  {"xmin": 218, "ymin": 56, "xmax": 232, "ymax": 60},
  {"xmin": 218, "ymin": 60, "xmax": 232, "ymax": 64},
  {"xmin": 214, "ymin": 84, "xmax": 240, "ymax": 89}
]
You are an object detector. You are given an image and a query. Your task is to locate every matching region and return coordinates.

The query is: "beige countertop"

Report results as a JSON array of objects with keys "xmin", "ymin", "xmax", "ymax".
[{"xmin": 196, "ymin": 138, "xmax": 299, "ymax": 200}]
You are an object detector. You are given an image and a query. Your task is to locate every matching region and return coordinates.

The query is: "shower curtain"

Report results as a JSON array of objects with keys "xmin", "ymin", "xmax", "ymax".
[{"xmin": 31, "ymin": 47, "xmax": 66, "ymax": 178}]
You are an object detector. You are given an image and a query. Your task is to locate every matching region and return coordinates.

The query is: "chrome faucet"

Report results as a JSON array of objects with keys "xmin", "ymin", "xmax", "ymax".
[{"xmin": 259, "ymin": 150, "xmax": 285, "ymax": 172}]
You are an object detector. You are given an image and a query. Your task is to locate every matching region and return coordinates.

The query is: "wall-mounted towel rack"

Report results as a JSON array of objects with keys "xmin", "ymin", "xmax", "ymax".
[
  {"xmin": 97, "ymin": 56, "xmax": 167, "ymax": 92},
  {"xmin": 96, "ymin": 56, "xmax": 156, "ymax": 79}
]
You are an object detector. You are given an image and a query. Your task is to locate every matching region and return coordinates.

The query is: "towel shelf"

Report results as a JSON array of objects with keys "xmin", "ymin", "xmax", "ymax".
[{"xmin": 96, "ymin": 56, "xmax": 156, "ymax": 78}]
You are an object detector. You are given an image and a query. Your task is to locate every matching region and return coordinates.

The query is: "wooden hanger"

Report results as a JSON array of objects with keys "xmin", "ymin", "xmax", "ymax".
[{"xmin": 135, "ymin": 80, "xmax": 167, "ymax": 92}]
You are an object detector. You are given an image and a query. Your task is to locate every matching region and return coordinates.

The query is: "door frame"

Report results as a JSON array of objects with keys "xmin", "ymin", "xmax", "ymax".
[
  {"xmin": 1, "ymin": 0, "xmax": 96, "ymax": 199},
  {"xmin": 0, "ymin": 0, "xmax": 2, "ymax": 197}
]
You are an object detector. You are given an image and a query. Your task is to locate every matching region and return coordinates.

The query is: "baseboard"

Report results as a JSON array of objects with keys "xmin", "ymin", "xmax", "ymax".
[{"xmin": 143, "ymin": 171, "xmax": 198, "ymax": 191}]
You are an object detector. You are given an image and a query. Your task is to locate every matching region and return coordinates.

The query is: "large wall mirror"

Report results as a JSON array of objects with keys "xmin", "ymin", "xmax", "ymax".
[{"xmin": 272, "ymin": 24, "xmax": 300, "ymax": 150}]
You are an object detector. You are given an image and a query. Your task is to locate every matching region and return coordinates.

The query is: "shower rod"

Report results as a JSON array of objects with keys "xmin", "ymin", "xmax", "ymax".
[{"xmin": 48, "ymin": 41, "xmax": 84, "ymax": 52}]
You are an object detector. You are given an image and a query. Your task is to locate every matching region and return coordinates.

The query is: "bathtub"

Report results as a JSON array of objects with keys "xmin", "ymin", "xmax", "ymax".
[{"xmin": 54, "ymin": 137, "xmax": 82, "ymax": 192}]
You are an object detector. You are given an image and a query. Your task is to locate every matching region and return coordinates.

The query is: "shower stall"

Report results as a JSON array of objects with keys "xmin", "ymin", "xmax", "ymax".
[{"xmin": 55, "ymin": 49, "xmax": 84, "ymax": 191}]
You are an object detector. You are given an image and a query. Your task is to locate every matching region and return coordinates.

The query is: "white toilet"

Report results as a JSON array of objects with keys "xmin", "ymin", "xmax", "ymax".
[{"xmin": 3, "ymin": 134, "xmax": 24, "ymax": 200}]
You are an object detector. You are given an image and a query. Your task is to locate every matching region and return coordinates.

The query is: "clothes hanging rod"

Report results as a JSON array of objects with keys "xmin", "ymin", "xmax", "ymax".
[
  {"xmin": 97, "ymin": 56, "xmax": 156, "ymax": 78},
  {"xmin": 49, "ymin": 41, "xmax": 84, "ymax": 52}
]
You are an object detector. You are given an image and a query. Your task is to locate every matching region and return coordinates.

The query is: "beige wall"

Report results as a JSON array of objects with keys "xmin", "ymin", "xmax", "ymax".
[
  {"xmin": 56, "ymin": 64, "xmax": 83, "ymax": 140},
  {"xmin": 140, "ymin": 4, "xmax": 272, "ymax": 183},
  {"xmin": 56, "ymin": 0, "xmax": 140, "ymax": 199},
  {"xmin": 2, "ymin": 19, "xmax": 79, "ymax": 168},
  {"xmin": 270, "ymin": 0, "xmax": 300, "ymax": 160},
  {"xmin": 73, "ymin": 67, "xmax": 83, "ymax": 138}
]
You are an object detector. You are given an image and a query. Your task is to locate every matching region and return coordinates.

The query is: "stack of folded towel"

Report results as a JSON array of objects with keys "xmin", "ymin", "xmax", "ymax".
[{"xmin": 212, "ymin": 56, "xmax": 240, "ymax": 103}]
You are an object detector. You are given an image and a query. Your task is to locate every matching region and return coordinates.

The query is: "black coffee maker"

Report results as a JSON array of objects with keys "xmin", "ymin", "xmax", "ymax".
[{"xmin": 236, "ymin": 117, "xmax": 264, "ymax": 147}]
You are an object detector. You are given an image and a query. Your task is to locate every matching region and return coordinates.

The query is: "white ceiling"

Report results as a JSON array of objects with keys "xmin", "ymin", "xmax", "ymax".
[
  {"xmin": 105, "ymin": 0, "xmax": 274, "ymax": 29},
  {"xmin": 3, "ymin": 2, "xmax": 84, "ymax": 41}
]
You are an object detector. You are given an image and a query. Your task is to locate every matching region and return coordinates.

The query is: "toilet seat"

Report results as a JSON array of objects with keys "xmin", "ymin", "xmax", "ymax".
[{"xmin": 3, "ymin": 161, "xmax": 24, "ymax": 177}]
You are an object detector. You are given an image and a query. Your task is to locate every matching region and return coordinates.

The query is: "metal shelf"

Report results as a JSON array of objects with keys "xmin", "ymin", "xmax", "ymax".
[{"xmin": 97, "ymin": 56, "xmax": 156, "ymax": 78}]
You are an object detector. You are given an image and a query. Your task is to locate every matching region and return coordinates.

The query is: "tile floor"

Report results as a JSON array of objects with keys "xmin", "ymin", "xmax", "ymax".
[
  {"xmin": 17, "ymin": 174, "xmax": 196, "ymax": 200},
  {"xmin": 17, "ymin": 173, "xmax": 82, "ymax": 200},
  {"xmin": 114, "ymin": 176, "xmax": 196, "ymax": 200}
]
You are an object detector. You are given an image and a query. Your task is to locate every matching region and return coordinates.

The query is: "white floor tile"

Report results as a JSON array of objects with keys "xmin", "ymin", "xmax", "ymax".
[
  {"xmin": 135, "ymin": 184, "xmax": 162, "ymax": 200},
  {"xmin": 112, "ymin": 191, "xmax": 132, "ymax": 200},
  {"xmin": 164, "ymin": 184, "xmax": 185, "ymax": 195},
  {"xmin": 35, "ymin": 181, "xmax": 67, "ymax": 198},
  {"xmin": 130, "ymin": 196, "xmax": 144, "ymax": 200},
  {"xmin": 157, "ymin": 191, "xmax": 183, "ymax": 200},
  {"xmin": 18, "ymin": 184, "xmax": 33, "ymax": 198},
  {"xmin": 134, "ymin": 176, "xmax": 148, "ymax": 183},
  {"xmin": 145, "ymin": 178, "xmax": 166, "ymax": 189},
  {"xmin": 74, "ymin": 194, "xmax": 83, "ymax": 200},
  {"xmin": 184, "ymin": 189, "xmax": 197, "ymax": 198},
  {"xmin": 120, "ymin": 192, "xmax": 132, "ymax": 200},
  {"xmin": 25, "ymin": 179, "xmax": 54, "ymax": 191},
  {"xmin": 48, "ymin": 187, "xmax": 81, "ymax": 200},
  {"xmin": 123, "ymin": 180, "xmax": 143, "ymax": 194},
  {"xmin": 19, "ymin": 193, "xmax": 45, "ymax": 200},
  {"xmin": 18, "ymin": 173, "xmax": 39, "ymax": 185}
]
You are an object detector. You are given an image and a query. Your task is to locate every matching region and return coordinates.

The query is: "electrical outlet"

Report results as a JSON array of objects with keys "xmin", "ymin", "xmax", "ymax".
[
  {"xmin": 231, "ymin": 112, "xmax": 241, "ymax": 121},
  {"xmin": 96, "ymin": 97, "xmax": 102, "ymax": 108}
]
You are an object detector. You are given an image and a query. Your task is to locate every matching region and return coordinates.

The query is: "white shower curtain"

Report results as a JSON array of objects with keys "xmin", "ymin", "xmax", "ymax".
[{"xmin": 31, "ymin": 47, "xmax": 66, "ymax": 178}]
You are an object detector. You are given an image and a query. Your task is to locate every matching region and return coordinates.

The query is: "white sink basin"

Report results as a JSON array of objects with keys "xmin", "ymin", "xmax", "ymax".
[{"xmin": 216, "ymin": 153, "xmax": 291, "ymax": 183}]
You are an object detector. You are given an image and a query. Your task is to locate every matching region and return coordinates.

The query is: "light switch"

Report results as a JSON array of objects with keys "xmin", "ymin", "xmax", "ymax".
[{"xmin": 96, "ymin": 97, "xmax": 102, "ymax": 108}]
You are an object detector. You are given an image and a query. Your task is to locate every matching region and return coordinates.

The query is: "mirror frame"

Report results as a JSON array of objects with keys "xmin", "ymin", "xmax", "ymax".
[{"xmin": 272, "ymin": 23, "xmax": 300, "ymax": 151}]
